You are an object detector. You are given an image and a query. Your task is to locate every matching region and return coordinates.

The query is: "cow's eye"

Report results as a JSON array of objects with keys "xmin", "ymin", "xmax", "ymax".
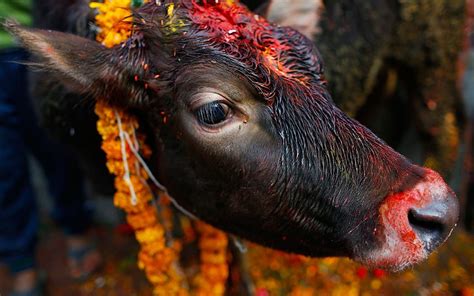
[{"xmin": 195, "ymin": 101, "xmax": 230, "ymax": 125}]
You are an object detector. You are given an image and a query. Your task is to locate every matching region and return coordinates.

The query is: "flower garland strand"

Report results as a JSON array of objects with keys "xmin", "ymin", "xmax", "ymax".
[
  {"xmin": 195, "ymin": 221, "xmax": 230, "ymax": 296},
  {"xmin": 91, "ymin": 1, "xmax": 187, "ymax": 294},
  {"xmin": 95, "ymin": 102, "xmax": 188, "ymax": 295},
  {"xmin": 90, "ymin": 1, "xmax": 230, "ymax": 295}
]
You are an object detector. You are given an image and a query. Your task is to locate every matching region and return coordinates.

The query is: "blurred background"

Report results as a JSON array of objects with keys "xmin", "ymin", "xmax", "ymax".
[{"xmin": 0, "ymin": 0, "xmax": 473, "ymax": 295}]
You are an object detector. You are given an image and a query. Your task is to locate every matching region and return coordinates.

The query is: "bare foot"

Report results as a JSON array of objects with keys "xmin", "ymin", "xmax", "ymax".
[
  {"xmin": 12, "ymin": 269, "xmax": 38, "ymax": 293},
  {"xmin": 67, "ymin": 235, "xmax": 103, "ymax": 280}
]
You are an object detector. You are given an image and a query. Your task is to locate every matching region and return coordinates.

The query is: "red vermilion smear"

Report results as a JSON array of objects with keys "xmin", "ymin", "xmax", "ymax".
[
  {"xmin": 381, "ymin": 189, "xmax": 425, "ymax": 245},
  {"xmin": 187, "ymin": 0, "xmax": 294, "ymax": 77},
  {"xmin": 366, "ymin": 169, "xmax": 451, "ymax": 270},
  {"xmin": 367, "ymin": 190, "xmax": 426, "ymax": 270}
]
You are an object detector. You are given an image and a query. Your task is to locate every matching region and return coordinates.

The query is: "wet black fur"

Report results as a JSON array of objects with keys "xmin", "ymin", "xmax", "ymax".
[
  {"xmin": 111, "ymin": 2, "xmax": 426, "ymax": 256},
  {"xmin": 17, "ymin": 0, "xmax": 427, "ymax": 257}
]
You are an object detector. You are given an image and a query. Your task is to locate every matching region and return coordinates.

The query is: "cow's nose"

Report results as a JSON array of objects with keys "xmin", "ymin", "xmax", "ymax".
[{"xmin": 408, "ymin": 193, "xmax": 459, "ymax": 252}]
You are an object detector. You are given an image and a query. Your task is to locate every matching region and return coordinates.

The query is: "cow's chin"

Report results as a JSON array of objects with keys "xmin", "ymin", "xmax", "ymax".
[
  {"xmin": 354, "ymin": 211, "xmax": 429, "ymax": 272},
  {"xmin": 354, "ymin": 169, "xmax": 458, "ymax": 272}
]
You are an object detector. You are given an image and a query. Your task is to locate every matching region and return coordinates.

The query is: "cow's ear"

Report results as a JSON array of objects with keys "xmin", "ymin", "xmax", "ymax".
[
  {"xmin": 4, "ymin": 20, "xmax": 152, "ymax": 108},
  {"xmin": 261, "ymin": 0, "xmax": 323, "ymax": 40}
]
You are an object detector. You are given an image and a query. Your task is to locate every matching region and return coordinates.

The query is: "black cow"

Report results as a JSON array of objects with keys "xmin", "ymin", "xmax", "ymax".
[{"xmin": 6, "ymin": 0, "xmax": 460, "ymax": 271}]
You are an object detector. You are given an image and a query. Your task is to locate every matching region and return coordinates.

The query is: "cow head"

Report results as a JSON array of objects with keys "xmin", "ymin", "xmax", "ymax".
[{"xmin": 5, "ymin": 0, "xmax": 459, "ymax": 271}]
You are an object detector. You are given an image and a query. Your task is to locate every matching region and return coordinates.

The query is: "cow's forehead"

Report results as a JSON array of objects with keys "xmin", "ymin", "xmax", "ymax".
[
  {"xmin": 152, "ymin": 0, "xmax": 322, "ymax": 86},
  {"xmin": 186, "ymin": 1, "xmax": 285, "ymax": 52}
]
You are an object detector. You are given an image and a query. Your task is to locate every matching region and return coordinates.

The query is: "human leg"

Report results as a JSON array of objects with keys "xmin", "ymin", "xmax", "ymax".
[
  {"xmin": 0, "ymin": 48, "xmax": 39, "ymax": 293},
  {"xmin": 15, "ymin": 55, "xmax": 102, "ymax": 279}
]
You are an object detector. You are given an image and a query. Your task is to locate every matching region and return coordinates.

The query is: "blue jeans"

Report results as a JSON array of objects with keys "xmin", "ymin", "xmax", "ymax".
[{"xmin": 0, "ymin": 48, "xmax": 91, "ymax": 273}]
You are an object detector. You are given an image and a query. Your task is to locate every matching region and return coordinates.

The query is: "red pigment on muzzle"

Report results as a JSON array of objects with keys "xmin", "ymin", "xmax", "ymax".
[
  {"xmin": 364, "ymin": 169, "xmax": 454, "ymax": 271},
  {"xmin": 377, "ymin": 189, "xmax": 426, "ymax": 263}
]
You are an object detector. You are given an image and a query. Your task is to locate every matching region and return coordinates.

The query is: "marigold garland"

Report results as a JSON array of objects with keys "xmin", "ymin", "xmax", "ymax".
[
  {"xmin": 89, "ymin": 0, "xmax": 134, "ymax": 48},
  {"xmin": 68, "ymin": 1, "xmax": 474, "ymax": 295},
  {"xmin": 90, "ymin": 1, "xmax": 230, "ymax": 295},
  {"xmin": 95, "ymin": 101, "xmax": 188, "ymax": 295},
  {"xmin": 195, "ymin": 221, "xmax": 230, "ymax": 296}
]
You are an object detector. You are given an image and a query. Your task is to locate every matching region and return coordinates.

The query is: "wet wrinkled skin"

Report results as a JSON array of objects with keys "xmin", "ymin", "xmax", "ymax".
[
  {"xmin": 6, "ymin": 0, "xmax": 459, "ymax": 271},
  {"xmin": 258, "ymin": 0, "xmax": 465, "ymax": 177},
  {"xmin": 156, "ymin": 64, "xmax": 419, "ymax": 257}
]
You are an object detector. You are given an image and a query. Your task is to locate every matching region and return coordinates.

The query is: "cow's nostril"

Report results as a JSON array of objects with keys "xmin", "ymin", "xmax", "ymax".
[
  {"xmin": 407, "ymin": 197, "xmax": 459, "ymax": 252},
  {"xmin": 408, "ymin": 209, "xmax": 444, "ymax": 250}
]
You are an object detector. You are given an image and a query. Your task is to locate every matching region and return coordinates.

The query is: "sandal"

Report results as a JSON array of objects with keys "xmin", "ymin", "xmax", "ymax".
[{"xmin": 68, "ymin": 244, "xmax": 103, "ymax": 281}]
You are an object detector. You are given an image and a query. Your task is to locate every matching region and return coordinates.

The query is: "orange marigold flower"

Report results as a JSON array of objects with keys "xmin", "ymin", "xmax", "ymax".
[
  {"xmin": 139, "ymin": 248, "xmax": 176, "ymax": 273},
  {"xmin": 115, "ymin": 175, "xmax": 149, "ymax": 194},
  {"xmin": 106, "ymin": 160, "xmax": 147, "ymax": 177},
  {"xmin": 201, "ymin": 264, "xmax": 229, "ymax": 282},
  {"xmin": 114, "ymin": 191, "xmax": 151, "ymax": 212},
  {"xmin": 141, "ymin": 239, "xmax": 167, "ymax": 255},
  {"xmin": 199, "ymin": 237, "xmax": 228, "ymax": 250},
  {"xmin": 101, "ymin": 139, "xmax": 132, "ymax": 159},
  {"xmin": 126, "ymin": 205, "xmax": 158, "ymax": 230},
  {"xmin": 200, "ymin": 250, "xmax": 227, "ymax": 265}
]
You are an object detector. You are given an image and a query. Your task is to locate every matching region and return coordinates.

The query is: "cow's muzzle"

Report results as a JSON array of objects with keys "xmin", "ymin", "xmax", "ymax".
[{"xmin": 358, "ymin": 169, "xmax": 459, "ymax": 271}]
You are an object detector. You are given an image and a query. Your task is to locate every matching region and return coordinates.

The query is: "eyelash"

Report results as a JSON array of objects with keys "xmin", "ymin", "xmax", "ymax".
[{"xmin": 194, "ymin": 101, "xmax": 231, "ymax": 125}]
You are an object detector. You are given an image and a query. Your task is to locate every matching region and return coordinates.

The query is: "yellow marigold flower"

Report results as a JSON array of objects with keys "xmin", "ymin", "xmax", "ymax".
[
  {"xmin": 90, "ymin": 0, "xmax": 133, "ymax": 48},
  {"xmin": 141, "ymin": 239, "xmax": 166, "ymax": 255},
  {"xmin": 147, "ymin": 272, "xmax": 170, "ymax": 285},
  {"xmin": 96, "ymin": 119, "xmax": 118, "ymax": 140},
  {"xmin": 136, "ymin": 225, "xmax": 165, "ymax": 244}
]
